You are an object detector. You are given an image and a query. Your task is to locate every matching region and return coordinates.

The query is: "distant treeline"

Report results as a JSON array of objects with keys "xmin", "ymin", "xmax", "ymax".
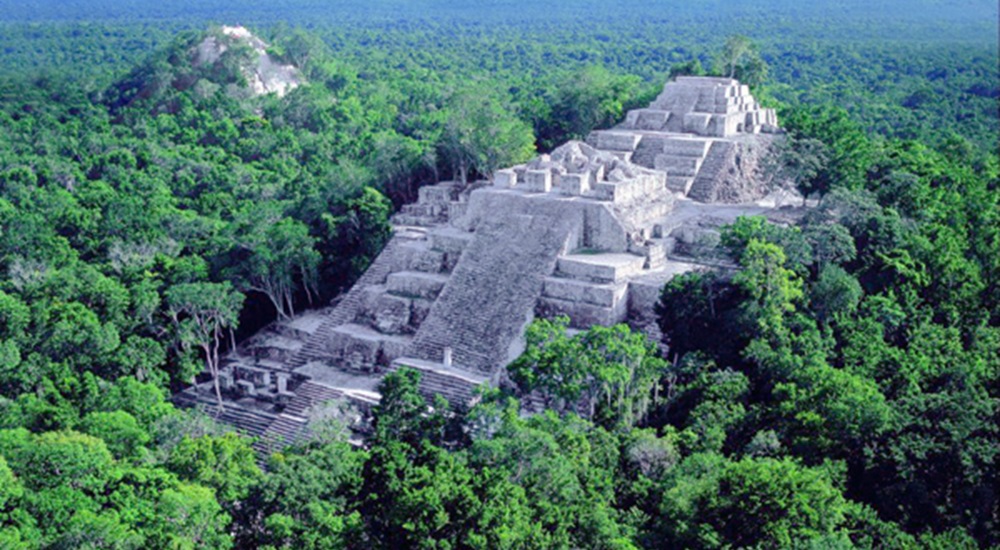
[{"xmin": 1, "ymin": 4, "xmax": 997, "ymax": 154}]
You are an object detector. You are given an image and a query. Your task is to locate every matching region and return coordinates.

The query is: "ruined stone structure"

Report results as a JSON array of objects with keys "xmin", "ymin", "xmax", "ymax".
[
  {"xmin": 193, "ymin": 26, "xmax": 303, "ymax": 97},
  {"xmin": 175, "ymin": 77, "xmax": 792, "ymax": 452},
  {"xmin": 589, "ymin": 76, "xmax": 780, "ymax": 202}
]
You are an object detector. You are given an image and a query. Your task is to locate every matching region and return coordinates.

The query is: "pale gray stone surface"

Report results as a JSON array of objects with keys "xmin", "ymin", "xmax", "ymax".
[
  {"xmin": 181, "ymin": 77, "xmax": 806, "ymax": 445},
  {"xmin": 193, "ymin": 26, "xmax": 303, "ymax": 97},
  {"xmin": 589, "ymin": 76, "xmax": 782, "ymax": 204}
]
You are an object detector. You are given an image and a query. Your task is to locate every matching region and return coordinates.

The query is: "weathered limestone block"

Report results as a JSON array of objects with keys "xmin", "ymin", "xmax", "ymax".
[
  {"xmin": 591, "ymin": 182, "xmax": 616, "ymax": 202},
  {"xmin": 236, "ymin": 364, "xmax": 272, "ymax": 387},
  {"xmin": 356, "ymin": 286, "xmax": 384, "ymax": 324},
  {"xmin": 428, "ymin": 228, "xmax": 472, "ymax": 271},
  {"xmin": 419, "ymin": 184, "xmax": 456, "ymax": 203},
  {"xmin": 535, "ymin": 295, "xmax": 628, "ymax": 328},
  {"xmin": 326, "ymin": 325, "xmax": 382, "ymax": 371},
  {"xmin": 372, "ymin": 294, "xmax": 412, "ymax": 335},
  {"xmin": 430, "ymin": 229, "xmax": 472, "ymax": 256},
  {"xmin": 556, "ymin": 172, "xmax": 591, "ymax": 196},
  {"xmin": 448, "ymin": 202, "xmax": 468, "ymax": 222},
  {"xmin": 494, "ymin": 169, "xmax": 518, "ymax": 188},
  {"xmin": 625, "ymin": 108, "xmax": 671, "ymax": 130},
  {"xmin": 556, "ymin": 253, "xmax": 646, "ymax": 283},
  {"xmin": 410, "ymin": 298, "xmax": 433, "ymax": 329},
  {"xmin": 594, "ymin": 172, "xmax": 668, "ymax": 205},
  {"xmin": 595, "ymin": 132, "xmax": 642, "ymax": 152},
  {"xmin": 653, "ymin": 154, "xmax": 685, "ymax": 175},
  {"xmin": 246, "ymin": 337, "xmax": 300, "ymax": 363},
  {"xmin": 524, "ymin": 169, "xmax": 552, "ymax": 193},
  {"xmin": 542, "ymin": 277, "xmax": 627, "ymax": 307},
  {"xmin": 683, "ymin": 113, "xmax": 713, "ymax": 135},
  {"xmin": 395, "ymin": 242, "xmax": 446, "ymax": 274},
  {"xmin": 687, "ymin": 135, "xmax": 781, "ymax": 203},
  {"xmin": 386, "ymin": 272, "xmax": 448, "ymax": 300},
  {"xmin": 662, "ymin": 137, "xmax": 712, "ymax": 157},
  {"xmin": 630, "ymin": 241, "xmax": 668, "ymax": 270},
  {"xmin": 380, "ymin": 338, "xmax": 410, "ymax": 367},
  {"xmin": 628, "ymin": 279, "xmax": 667, "ymax": 323},
  {"xmin": 412, "ymin": 249, "xmax": 446, "ymax": 273},
  {"xmin": 670, "ymin": 225, "xmax": 721, "ymax": 247}
]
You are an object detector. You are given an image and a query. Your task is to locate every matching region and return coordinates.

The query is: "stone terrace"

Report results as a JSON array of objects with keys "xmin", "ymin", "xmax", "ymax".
[
  {"xmin": 589, "ymin": 76, "xmax": 780, "ymax": 201},
  {"xmin": 174, "ymin": 76, "xmax": 795, "ymax": 450}
]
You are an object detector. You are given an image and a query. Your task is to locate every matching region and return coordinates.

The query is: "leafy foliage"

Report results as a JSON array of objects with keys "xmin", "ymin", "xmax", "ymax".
[{"xmin": 0, "ymin": 4, "xmax": 996, "ymax": 548}]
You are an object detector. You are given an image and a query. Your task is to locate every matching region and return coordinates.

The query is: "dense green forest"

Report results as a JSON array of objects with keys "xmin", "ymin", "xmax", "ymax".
[{"xmin": 0, "ymin": 1, "xmax": 997, "ymax": 548}]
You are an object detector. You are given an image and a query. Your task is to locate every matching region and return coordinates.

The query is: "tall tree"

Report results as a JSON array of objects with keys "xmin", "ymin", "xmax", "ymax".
[
  {"xmin": 508, "ymin": 317, "xmax": 667, "ymax": 430},
  {"xmin": 439, "ymin": 83, "xmax": 536, "ymax": 184},
  {"xmin": 537, "ymin": 66, "xmax": 646, "ymax": 150},
  {"xmin": 713, "ymin": 35, "xmax": 768, "ymax": 87},
  {"xmin": 238, "ymin": 216, "xmax": 319, "ymax": 320},
  {"xmin": 165, "ymin": 282, "xmax": 244, "ymax": 407}
]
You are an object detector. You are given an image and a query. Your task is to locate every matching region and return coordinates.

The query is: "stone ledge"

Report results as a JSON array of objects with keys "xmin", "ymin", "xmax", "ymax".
[
  {"xmin": 556, "ymin": 253, "xmax": 647, "ymax": 283},
  {"xmin": 541, "ymin": 277, "xmax": 627, "ymax": 307},
  {"xmin": 386, "ymin": 271, "xmax": 450, "ymax": 300},
  {"xmin": 536, "ymin": 296, "xmax": 628, "ymax": 328}
]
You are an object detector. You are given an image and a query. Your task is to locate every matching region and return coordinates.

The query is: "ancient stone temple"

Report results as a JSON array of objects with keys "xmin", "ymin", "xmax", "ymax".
[
  {"xmin": 588, "ymin": 76, "xmax": 780, "ymax": 202},
  {"xmin": 174, "ymin": 76, "xmax": 791, "ymax": 452}
]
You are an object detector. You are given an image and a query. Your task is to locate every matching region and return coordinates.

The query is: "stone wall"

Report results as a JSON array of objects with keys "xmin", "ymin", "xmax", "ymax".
[{"xmin": 456, "ymin": 188, "xmax": 628, "ymax": 252}]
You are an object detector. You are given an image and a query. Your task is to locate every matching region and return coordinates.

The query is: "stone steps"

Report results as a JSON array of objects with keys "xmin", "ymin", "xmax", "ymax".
[
  {"xmin": 388, "ymin": 358, "xmax": 488, "ymax": 409},
  {"xmin": 288, "ymin": 236, "xmax": 409, "ymax": 368},
  {"xmin": 174, "ymin": 390, "xmax": 277, "ymax": 437},
  {"xmin": 284, "ymin": 381, "xmax": 347, "ymax": 417},
  {"xmin": 688, "ymin": 140, "xmax": 737, "ymax": 202},
  {"xmin": 661, "ymin": 137, "xmax": 712, "ymax": 157},
  {"xmin": 666, "ymin": 175, "xmax": 695, "ymax": 195},
  {"xmin": 629, "ymin": 136, "xmax": 665, "ymax": 168},
  {"xmin": 253, "ymin": 414, "xmax": 308, "ymax": 455},
  {"xmin": 628, "ymin": 108, "xmax": 671, "ymax": 131},
  {"xmin": 653, "ymin": 84, "xmax": 701, "ymax": 124},
  {"xmin": 409, "ymin": 213, "xmax": 574, "ymax": 375},
  {"xmin": 655, "ymin": 154, "xmax": 702, "ymax": 177}
]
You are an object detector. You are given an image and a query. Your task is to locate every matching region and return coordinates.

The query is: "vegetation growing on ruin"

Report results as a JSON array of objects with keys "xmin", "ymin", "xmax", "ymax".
[{"xmin": 0, "ymin": 1, "xmax": 997, "ymax": 547}]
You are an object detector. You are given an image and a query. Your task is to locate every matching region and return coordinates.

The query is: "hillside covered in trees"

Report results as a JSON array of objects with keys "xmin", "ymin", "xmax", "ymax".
[{"xmin": 0, "ymin": 1, "xmax": 997, "ymax": 548}]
